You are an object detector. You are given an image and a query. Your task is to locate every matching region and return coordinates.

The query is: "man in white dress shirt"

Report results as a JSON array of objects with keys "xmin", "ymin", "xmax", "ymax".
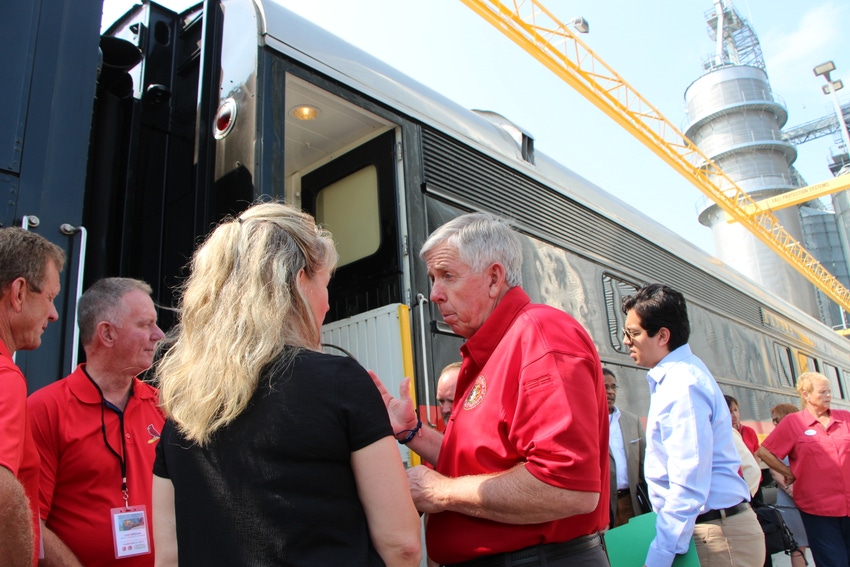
[{"xmin": 621, "ymin": 283, "xmax": 764, "ymax": 567}]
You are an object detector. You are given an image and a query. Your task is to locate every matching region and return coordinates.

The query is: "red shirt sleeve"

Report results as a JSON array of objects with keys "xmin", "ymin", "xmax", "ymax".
[{"xmin": 0, "ymin": 367, "xmax": 28, "ymax": 475}]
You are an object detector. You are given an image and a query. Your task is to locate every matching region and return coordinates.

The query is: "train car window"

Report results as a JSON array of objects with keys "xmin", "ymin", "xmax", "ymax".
[
  {"xmin": 774, "ymin": 344, "xmax": 795, "ymax": 388},
  {"xmin": 823, "ymin": 363, "xmax": 845, "ymax": 399},
  {"xmin": 602, "ymin": 273, "xmax": 639, "ymax": 354},
  {"xmin": 315, "ymin": 165, "xmax": 380, "ymax": 267},
  {"xmin": 301, "ymin": 130, "xmax": 401, "ymax": 323},
  {"xmin": 797, "ymin": 353, "xmax": 819, "ymax": 375}
]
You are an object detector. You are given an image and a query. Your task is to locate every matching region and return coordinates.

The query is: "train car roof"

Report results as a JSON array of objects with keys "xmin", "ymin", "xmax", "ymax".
[
  {"xmin": 170, "ymin": 0, "xmax": 839, "ymax": 351},
  {"xmin": 255, "ymin": 0, "xmax": 844, "ymax": 340}
]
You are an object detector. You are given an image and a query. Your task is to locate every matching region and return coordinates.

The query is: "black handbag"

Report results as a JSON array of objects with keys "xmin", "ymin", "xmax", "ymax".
[{"xmin": 752, "ymin": 502, "xmax": 799, "ymax": 556}]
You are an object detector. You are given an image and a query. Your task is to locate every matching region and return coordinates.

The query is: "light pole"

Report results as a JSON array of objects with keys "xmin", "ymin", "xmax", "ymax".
[
  {"xmin": 814, "ymin": 61, "xmax": 850, "ymax": 155},
  {"xmin": 814, "ymin": 62, "xmax": 850, "ymax": 332}
]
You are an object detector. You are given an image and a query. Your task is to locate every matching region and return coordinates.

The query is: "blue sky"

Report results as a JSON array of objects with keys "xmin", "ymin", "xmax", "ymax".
[{"xmin": 104, "ymin": 0, "xmax": 850, "ymax": 256}]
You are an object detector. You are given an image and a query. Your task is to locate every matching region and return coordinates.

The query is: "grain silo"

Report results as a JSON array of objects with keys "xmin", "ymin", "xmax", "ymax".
[{"xmin": 683, "ymin": 0, "xmax": 821, "ymax": 318}]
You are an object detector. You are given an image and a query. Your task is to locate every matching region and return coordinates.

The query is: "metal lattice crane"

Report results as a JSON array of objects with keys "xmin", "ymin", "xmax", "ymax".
[{"xmin": 459, "ymin": 0, "xmax": 850, "ymax": 317}]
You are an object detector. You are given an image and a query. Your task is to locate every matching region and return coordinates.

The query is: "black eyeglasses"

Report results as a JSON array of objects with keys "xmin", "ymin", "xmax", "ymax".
[{"xmin": 772, "ymin": 417, "xmax": 781, "ymax": 424}]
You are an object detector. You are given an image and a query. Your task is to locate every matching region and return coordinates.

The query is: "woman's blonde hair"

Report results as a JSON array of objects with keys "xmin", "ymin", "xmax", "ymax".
[
  {"xmin": 796, "ymin": 371, "xmax": 829, "ymax": 407},
  {"xmin": 156, "ymin": 202, "xmax": 336, "ymax": 445}
]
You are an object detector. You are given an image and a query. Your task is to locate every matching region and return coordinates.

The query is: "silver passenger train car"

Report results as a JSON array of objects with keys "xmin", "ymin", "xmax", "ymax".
[{"xmin": 99, "ymin": 0, "xmax": 850, "ymax": 454}]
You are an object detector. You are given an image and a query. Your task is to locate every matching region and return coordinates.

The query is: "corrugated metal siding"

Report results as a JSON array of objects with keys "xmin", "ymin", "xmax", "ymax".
[{"xmin": 421, "ymin": 128, "xmax": 763, "ymax": 327}]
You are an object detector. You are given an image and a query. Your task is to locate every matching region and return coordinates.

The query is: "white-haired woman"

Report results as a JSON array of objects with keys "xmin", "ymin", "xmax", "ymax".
[
  {"xmin": 757, "ymin": 372, "xmax": 850, "ymax": 567},
  {"xmin": 152, "ymin": 202, "xmax": 421, "ymax": 566}
]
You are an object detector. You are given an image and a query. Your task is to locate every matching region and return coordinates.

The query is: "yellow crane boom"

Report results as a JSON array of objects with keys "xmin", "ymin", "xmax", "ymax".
[
  {"xmin": 459, "ymin": 0, "xmax": 850, "ymax": 315},
  {"xmin": 728, "ymin": 173, "xmax": 850, "ymax": 221}
]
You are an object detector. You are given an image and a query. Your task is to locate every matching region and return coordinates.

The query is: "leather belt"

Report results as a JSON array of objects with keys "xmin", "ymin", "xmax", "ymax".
[
  {"xmin": 445, "ymin": 532, "xmax": 603, "ymax": 567},
  {"xmin": 695, "ymin": 502, "xmax": 750, "ymax": 524},
  {"xmin": 617, "ymin": 488, "xmax": 630, "ymax": 497}
]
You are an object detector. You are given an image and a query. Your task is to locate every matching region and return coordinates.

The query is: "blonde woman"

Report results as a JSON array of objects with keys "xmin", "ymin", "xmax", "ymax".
[
  {"xmin": 758, "ymin": 372, "xmax": 850, "ymax": 567},
  {"xmin": 151, "ymin": 203, "xmax": 421, "ymax": 566}
]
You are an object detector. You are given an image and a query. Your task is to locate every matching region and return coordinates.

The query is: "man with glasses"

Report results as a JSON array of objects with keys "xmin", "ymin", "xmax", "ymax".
[
  {"xmin": 621, "ymin": 283, "xmax": 764, "ymax": 567},
  {"xmin": 28, "ymin": 278, "xmax": 165, "ymax": 567},
  {"xmin": 0, "ymin": 228, "xmax": 64, "ymax": 567},
  {"xmin": 603, "ymin": 368, "xmax": 646, "ymax": 528}
]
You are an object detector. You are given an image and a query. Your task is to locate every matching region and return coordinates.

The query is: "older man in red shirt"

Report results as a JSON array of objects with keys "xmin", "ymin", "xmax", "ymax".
[
  {"xmin": 0, "ymin": 228, "xmax": 64, "ymax": 567},
  {"xmin": 373, "ymin": 212, "xmax": 609, "ymax": 567},
  {"xmin": 29, "ymin": 278, "xmax": 165, "ymax": 567}
]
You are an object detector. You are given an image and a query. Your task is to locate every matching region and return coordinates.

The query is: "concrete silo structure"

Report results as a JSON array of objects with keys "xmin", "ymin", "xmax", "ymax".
[{"xmin": 684, "ymin": 0, "xmax": 821, "ymax": 318}]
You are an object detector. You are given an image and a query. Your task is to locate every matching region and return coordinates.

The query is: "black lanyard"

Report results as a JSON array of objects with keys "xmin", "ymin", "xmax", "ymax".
[{"xmin": 85, "ymin": 370, "xmax": 131, "ymax": 509}]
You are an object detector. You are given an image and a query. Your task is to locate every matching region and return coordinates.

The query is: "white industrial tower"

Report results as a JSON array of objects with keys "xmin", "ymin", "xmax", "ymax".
[{"xmin": 684, "ymin": 0, "xmax": 823, "ymax": 319}]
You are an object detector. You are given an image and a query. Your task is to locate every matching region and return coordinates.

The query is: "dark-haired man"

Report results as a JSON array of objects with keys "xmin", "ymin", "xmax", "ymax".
[
  {"xmin": 622, "ymin": 283, "xmax": 763, "ymax": 567},
  {"xmin": 603, "ymin": 368, "xmax": 645, "ymax": 528}
]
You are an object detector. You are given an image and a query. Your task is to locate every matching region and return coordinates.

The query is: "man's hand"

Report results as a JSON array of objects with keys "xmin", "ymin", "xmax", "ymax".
[
  {"xmin": 406, "ymin": 465, "xmax": 448, "ymax": 514},
  {"xmin": 369, "ymin": 372, "xmax": 418, "ymax": 432}
]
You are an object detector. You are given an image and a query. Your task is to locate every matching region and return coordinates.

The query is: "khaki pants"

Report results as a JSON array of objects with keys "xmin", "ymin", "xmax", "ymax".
[{"xmin": 692, "ymin": 508, "xmax": 765, "ymax": 567}]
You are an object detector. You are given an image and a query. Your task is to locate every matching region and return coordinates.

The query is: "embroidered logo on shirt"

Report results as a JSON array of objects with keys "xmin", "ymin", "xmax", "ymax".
[
  {"xmin": 146, "ymin": 424, "xmax": 161, "ymax": 444},
  {"xmin": 463, "ymin": 375, "xmax": 486, "ymax": 410}
]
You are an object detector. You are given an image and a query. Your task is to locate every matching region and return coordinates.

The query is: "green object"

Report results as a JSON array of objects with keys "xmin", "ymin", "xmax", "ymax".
[{"xmin": 604, "ymin": 512, "xmax": 700, "ymax": 567}]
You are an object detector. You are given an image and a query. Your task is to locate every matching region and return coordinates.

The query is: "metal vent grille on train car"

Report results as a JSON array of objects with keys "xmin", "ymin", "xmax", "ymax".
[{"xmin": 420, "ymin": 128, "xmax": 763, "ymax": 328}]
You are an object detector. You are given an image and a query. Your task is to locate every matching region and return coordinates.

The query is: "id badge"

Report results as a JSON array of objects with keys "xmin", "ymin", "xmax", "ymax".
[{"xmin": 110, "ymin": 506, "xmax": 151, "ymax": 559}]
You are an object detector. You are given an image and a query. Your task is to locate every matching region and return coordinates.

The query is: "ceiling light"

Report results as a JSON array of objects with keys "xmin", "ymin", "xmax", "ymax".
[{"xmin": 290, "ymin": 105, "xmax": 321, "ymax": 121}]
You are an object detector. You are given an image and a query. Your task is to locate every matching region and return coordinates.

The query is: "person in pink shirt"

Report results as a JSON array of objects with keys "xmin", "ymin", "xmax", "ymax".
[{"xmin": 757, "ymin": 372, "xmax": 850, "ymax": 567}]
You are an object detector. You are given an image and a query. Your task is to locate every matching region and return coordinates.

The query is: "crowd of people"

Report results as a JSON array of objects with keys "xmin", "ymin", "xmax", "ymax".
[{"xmin": 1, "ymin": 204, "xmax": 848, "ymax": 567}]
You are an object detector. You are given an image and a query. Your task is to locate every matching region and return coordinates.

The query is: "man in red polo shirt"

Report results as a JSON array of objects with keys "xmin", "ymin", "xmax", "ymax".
[
  {"xmin": 0, "ymin": 227, "xmax": 65, "ymax": 567},
  {"xmin": 28, "ymin": 278, "xmax": 165, "ymax": 566},
  {"xmin": 373, "ymin": 213, "xmax": 610, "ymax": 567}
]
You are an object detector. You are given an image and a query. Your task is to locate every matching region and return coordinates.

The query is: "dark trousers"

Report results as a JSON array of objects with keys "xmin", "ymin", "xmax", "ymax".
[
  {"xmin": 799, "ymin": 510, "xmax": 850, "ymax": 567},
  {"xmin": 448, "ymin": 543, "xmax": 609, "ymax": 567},
  {"xmin": 444, "ymin": 533, "xmax": 610, "ymax": 567}
]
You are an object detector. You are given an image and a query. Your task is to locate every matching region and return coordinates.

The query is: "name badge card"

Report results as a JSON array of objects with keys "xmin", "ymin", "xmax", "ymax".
[{"xmin": 110, "ymin": 506, "xmax": 151, "ymax": 559}]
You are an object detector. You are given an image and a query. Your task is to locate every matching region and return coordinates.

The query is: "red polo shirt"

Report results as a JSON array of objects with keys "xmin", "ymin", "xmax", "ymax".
[
  {"xmin": 28, "ymin": 365, "xmax": 165, "ymax": 566},
  {"xmin": 739, "ymin": 424, "xmax": 759, "ymax": 454},
  {"xmin": 0, "ymin": 340, "xmax": 41, "ymax": 567},
  {"xmin": 761, "ymin": 408, "xmax": 850, "ymax": 516},
  {"xmin": 427, "ymin": 287, "xmax": 609, "ymax": 564}
]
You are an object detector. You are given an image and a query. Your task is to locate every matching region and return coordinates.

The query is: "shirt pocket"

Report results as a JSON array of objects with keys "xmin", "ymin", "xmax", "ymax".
[{"xmin": 796, "ymin": 434, "xmax": 839, "ymax": 470}]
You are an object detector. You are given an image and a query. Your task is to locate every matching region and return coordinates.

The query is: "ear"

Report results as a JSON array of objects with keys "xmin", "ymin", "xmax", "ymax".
[
  {"xmin": 96, "ymin": 321, "xmax": 115, "ymax": 347},
  {"xmin": 656, "ymin": 327, "xmax": 671, "ymax": 348},
  {"xmin": 296, "ymin": 268, "xmax": 307, "ymax": 293},
  {"xmin": 7, "ymin": 277, "xmax": 27, "ymax": 312},
  {"xmin": 486, "ymin": 263, "xmax": 508, "ymax": 298}
]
